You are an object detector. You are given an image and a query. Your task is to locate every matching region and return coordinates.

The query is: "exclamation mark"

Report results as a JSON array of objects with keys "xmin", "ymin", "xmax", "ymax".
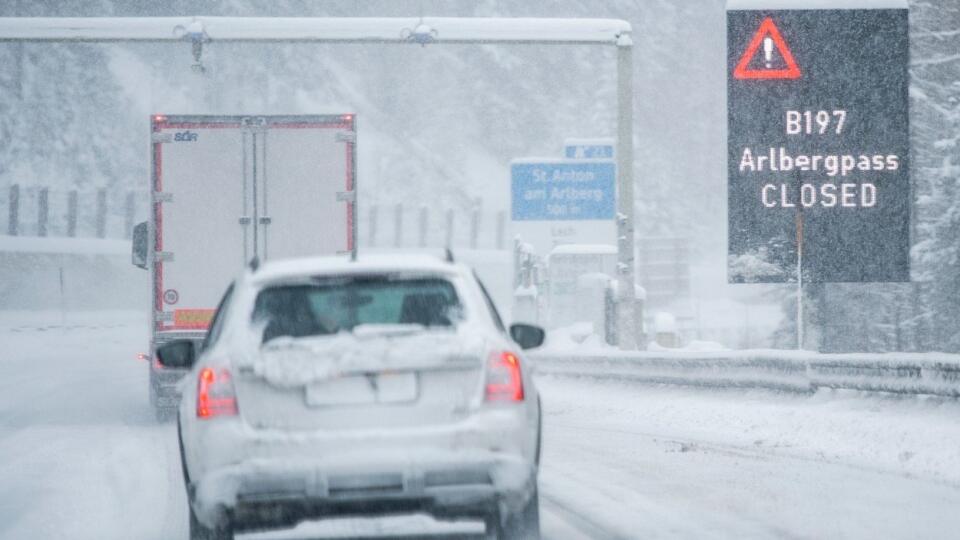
[{"xmin": 763, "ymin": 37, "xmax": 774, "ymax": 68}]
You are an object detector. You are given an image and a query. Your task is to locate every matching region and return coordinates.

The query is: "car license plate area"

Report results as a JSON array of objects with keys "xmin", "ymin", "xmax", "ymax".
[
  {"xmin": 305, "ymin": 373, "xmax": 418, "ymax": 407},
  {"xmin": 376, "ymin": 372, "xmax": 419, "ymax": 403}
]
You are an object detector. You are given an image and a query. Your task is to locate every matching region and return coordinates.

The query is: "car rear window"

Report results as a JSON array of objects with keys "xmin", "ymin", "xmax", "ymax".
[{"xmin": 252, "ymin": 275, "xmax": 462, "ymax": 343}]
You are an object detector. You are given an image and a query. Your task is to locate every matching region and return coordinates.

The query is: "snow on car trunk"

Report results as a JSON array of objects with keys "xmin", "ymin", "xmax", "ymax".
[{"xmin": 233, "ymin": 327, "xmax": 488, "ymax": 431}]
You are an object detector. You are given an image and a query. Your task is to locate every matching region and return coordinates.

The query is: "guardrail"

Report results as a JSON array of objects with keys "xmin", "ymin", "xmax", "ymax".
[{"xmin": 532, "ymin": 350, "xmax": 960, "ymax": 398}]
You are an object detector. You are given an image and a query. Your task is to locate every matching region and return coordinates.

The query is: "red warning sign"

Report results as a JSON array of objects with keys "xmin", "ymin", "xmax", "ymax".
[{"xmin": 733, "ymin": 17, "xmax": 801, "ymax": 80}]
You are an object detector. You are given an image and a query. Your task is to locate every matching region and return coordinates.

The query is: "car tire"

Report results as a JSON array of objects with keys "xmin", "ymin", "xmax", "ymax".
[
  {"xmin": 494, "ymin": 486, "xmax": 540, "ymax": 540},
  {"xmin": 483, "ymin": 512, "xmax": 501, "ymax": 540},
  {"xmin": 189, "ymin": 503, "xmax": 233, "ymax": 540}
]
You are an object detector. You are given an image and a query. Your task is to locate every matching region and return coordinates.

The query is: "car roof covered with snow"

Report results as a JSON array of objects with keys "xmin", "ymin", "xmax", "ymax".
[{"xmin": 249, "ymin": 253, "xmax": 466, "ymax": 286}]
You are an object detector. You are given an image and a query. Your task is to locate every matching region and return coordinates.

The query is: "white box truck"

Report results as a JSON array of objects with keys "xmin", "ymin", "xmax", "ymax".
[{"xmin": 131, "ymin": 114, "xmax": 357, "ymax": 419}]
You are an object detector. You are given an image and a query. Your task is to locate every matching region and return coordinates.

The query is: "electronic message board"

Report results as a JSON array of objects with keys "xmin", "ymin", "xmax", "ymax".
[{"xmin": 727, "ymin": 4, "xmax": 909, "ymax": 283}]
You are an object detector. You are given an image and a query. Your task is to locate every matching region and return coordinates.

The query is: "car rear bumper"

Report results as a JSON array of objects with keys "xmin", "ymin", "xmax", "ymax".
[{"xmin": 191, "ymin": 451, "xmax": 536, "ymax": 531}]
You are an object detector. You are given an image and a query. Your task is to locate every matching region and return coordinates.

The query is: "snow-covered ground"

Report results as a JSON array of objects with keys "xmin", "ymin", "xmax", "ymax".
[
  {"xmin": 2, "ymin": 311, "xmax": 959, "ymax": 539},
  {"xmin": 539, "ymin": 377, "xmax": 960, "ymax": 538}
]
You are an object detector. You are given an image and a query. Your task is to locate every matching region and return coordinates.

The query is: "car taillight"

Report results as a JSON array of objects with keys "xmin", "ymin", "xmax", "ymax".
[
  {"xmin": 485, "ymin": 351, "xmax": 524, "ymax": 402},
  {"xmin": 197, "ymin": 367, "xmax": 238, "ymax": 419}
]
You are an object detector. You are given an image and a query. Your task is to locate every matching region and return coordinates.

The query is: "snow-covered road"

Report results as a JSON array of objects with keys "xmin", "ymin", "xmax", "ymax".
[{"xmin": 2, "ymin": 312, "xmax": 959, "ymax": 539}]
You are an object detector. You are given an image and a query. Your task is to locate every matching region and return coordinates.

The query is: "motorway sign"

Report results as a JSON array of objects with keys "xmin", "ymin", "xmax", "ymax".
[
  {"xmin": 726, "ymin": 2, "xmax": 910, "ymax": 283},
  {"xmin": 564, "ymin": 138, "xmax": 615, "ymax": 159},
  {"xmin": 510, "ymin": 158, "xmax": 616, "ymax": 260},
  {"xmin": 512, "ymin": 159, "xmax": 615, "ymax": 221}
]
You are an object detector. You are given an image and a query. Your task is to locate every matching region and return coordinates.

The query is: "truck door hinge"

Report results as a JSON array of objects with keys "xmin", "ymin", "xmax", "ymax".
[
  {"xmin": 151, "ymin": 133, "xmax": 173, "ymax": 144},
  {"xmin": 336, "ymin": 131, "xmax": 356, "ymax": 143},
  {"xmin": 155, "ymin": 311, "xmax": 174, "ymax": 322},
  {"xmin": 154, "ymin": 192, "xmax": 173, "ymax": 203},
  {"xmin": 336, "ymin": 191, "xmax": 356, "ymax": 202},
  {"xmin": 154, "ymin": 252, "xmax": 175, "ymax": 263},
  {"xmin": 258, "ymin": 217, "xmax": 272, "ymax": 225},
  {"xmin": 238, "ymin": 217, "xmax": 252, "ymax": 225}
]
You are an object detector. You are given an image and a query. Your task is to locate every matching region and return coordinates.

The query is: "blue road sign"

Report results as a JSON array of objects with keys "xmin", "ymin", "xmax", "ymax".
[
  {"xmin": 564, "ymin": 142, "xmax": 614, "ymax": 159},
  {"xmin": 511, "ymin": 160, "xmax": 615, "ymax": 221}
]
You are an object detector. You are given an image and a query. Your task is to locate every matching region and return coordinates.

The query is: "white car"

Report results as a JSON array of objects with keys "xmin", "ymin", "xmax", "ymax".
[{"xmin": 157, "ymin": 253, "xmax": 545, "ymax": 540}]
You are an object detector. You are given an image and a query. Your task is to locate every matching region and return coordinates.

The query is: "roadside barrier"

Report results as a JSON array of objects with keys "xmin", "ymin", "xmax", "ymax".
[{"xmin": 532, "ymin": 350, "xmax": 960, "ymax": 398}]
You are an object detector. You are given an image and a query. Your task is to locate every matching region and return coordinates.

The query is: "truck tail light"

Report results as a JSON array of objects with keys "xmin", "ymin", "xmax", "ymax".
[
  {"xmin": 485, "ymin": 351, "xmax": 524, "ymax": 402},
  {"xmin": 197, "ymin": 367, "xmax": 238, "ymax": 419}
]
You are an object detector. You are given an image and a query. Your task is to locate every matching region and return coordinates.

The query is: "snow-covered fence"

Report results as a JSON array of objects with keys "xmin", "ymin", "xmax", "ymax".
[
  {"xmin": 532, "ymin": 350, "xmax": 960, "ymax": 398},
  {"xmin": 2, "ymin": 184, "xmax": 146, "ymax": 240},
  {"xmin": 362, "ymin": 203, "xmax": 507, "ymax": 250}
]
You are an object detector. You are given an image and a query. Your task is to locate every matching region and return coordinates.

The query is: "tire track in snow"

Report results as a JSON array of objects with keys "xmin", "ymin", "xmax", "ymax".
[
  {"xmin": 537, "ymin": 377, "xmax": 960, "ymax": 539},
  {"xmin": 540, "ymin": 492, "xmax": 631, "ymax": 540},
  {"xmin": 549, "ymin": 420, "xmax": 960, "ymax": 490}
]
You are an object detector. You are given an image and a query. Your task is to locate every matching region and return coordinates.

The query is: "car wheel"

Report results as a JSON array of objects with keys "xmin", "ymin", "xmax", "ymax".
[
  {"xmin": 483, "ymin": 511, "xmax": 501, "ymax": 540},
  {"xmin": 189, "ymin": 502, "xmax": 233, "ymax": 540},
  {"xmin": 501, "ymin": 486, "xmax": 540, "ymax": 540}
]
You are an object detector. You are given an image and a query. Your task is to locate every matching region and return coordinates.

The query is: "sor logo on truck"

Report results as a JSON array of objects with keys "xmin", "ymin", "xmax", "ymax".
[{"xmin": 173, "ymin": 131, "xmax": 199, "ymax": 142}]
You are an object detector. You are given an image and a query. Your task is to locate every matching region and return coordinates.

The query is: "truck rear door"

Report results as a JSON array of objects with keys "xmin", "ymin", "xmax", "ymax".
[
  {"xmin": 151, "ymin": 115, "xmax": 356, "ymax": 333},
  {"xmin": 258, "ymin": 116, "xmax": 355, "ymax": 260}
]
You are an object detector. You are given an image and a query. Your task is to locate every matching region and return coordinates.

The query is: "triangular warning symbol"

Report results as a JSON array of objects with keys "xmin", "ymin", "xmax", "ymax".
[{"xmin": 733, "ymin": 17, "xmax": 801, "ymax": 80}]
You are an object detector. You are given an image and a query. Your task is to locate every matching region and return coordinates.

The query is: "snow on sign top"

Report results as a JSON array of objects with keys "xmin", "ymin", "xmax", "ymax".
[
  {"xmin": 727, "ymin": 0, "xmax": 907, "ymax": 9},
  {"xmin": 0, "ymin": 17, "xmax": 631, "ymax": 44}
]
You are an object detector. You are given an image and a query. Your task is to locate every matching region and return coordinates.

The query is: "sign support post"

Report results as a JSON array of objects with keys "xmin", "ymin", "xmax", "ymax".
[{"xmin": 617, "ymin": 33, "xmax": 638, "ymax": 349}]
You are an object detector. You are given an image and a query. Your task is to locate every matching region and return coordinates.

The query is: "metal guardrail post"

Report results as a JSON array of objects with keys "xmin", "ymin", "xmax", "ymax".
[
  {"xmin": 393, "ymin": 202, "xmax": 403, "ymax": 247},
  {"xmin": 95, "ymin": 188, "xmax": 107, "ymax": 238},
  {"xmin": 8, "ymin": 184, "xmax": 19, "ymax": 236},
  {"xmin": 37, "ymin": 187, "xmax": 49, "ymax": 236},
  {"xmin": 66, "ymin": 190, "xmax": 78, "ymax": 237}
]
